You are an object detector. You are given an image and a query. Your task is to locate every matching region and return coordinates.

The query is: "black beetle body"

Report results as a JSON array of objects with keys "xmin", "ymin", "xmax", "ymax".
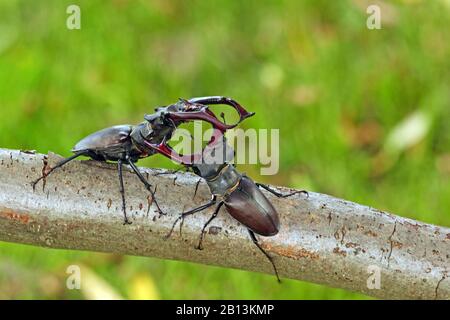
[
  {"xmin": 32, "ymin": 120, "xmax": 166, "ymax": 224},
  {"xmin": 32, "ymin": 96, "xmax": 254, "ymax": 225},
  {"xmin": 223, "ymin": 174, "xmax": 280, "ymax": 237},
  {"xmin": 72, "ymin": 125, "xmax": 142, "ymax": 162},
  {"xmin": 199, "ymin": 163, "xmax": 280, "ymax": 237}
]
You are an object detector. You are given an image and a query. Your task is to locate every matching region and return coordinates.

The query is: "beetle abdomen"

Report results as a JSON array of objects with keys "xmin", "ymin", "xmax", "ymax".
[
  {"xmin": 72, "ymin": 125, "xmax": 133, "ymax": 153},
  {"xmin": 224, "ymin": 176, "xmax": 280, "ymax": 236}
]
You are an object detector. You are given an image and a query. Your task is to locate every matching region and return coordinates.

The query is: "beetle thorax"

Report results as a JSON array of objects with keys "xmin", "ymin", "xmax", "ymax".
[{"xmin": 204, "ymin": 164, "xmax": 242, "ymax": 197}]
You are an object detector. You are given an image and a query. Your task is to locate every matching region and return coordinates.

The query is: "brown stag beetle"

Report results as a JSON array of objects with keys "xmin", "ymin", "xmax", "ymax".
[
  {"xmin": 31, "ymin": 96, "xmax": 254, "ymax": 225},
  {"xmin": 159, "ymin": 131, "xmax": 308, "ymax": 282}
]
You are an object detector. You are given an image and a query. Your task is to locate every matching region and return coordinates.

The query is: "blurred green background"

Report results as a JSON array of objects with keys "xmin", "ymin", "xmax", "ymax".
[{"xmin": 0, "ymin": 0, "xmax": 449, "ymax": 299}]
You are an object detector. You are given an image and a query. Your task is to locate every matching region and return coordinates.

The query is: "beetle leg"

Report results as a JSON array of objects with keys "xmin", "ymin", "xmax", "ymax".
[
  {"xmin": 196, "ymin": 201, "xmax": 224, "ymax": 250},
  {"xmin": 256, "ymin": 183, "xmax": 309, "ymax": 199},
  {"xmin": 164, "ymin": 195, "xmax": 217, "ymax": 240},
  {"xmin": 31, "ymin": 152, "xmax": 84, "ymax": 191},
  {"xmin": 118, "ymin": 160, "xmax": 132, "ymax": 225},
  {"xmin": 127, "ymin": 159, "xmax": 164, "ymax": 215},
  {"xmin": 248, "ymin": 229, "xmax": 281, "ymax": 283}
]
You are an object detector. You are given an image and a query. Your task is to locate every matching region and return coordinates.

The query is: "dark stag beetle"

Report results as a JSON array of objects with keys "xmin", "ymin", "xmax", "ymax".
[
  {"xmin": 31, "ymin": 96, "xmax": 254, "ymax": 225},
  {"xmin": 160, "ymin": 130, "xmax": 308, "ymax": 282}
]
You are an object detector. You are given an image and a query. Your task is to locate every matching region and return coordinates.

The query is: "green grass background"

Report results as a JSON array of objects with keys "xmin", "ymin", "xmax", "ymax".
[{"xmin": 0, "ymin": 0, "xmax": 449, "ymax": 299}]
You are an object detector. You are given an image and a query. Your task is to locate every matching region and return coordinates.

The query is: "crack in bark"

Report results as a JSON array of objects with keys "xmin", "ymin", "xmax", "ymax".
[
  {"xmin": 387, "ymin": 221, "xmax": 397, "ymax": 268},
  {"xmin": 435, "ymin": 274, "xmax": 446, "ymax": 300},
  {"xmin": 36, "ymin": 156, "xmax": 50, "ymax": 192},
  {"xmin": 193, "ymin": 178, "xmax": 201, "ymax": 200},
  {"xmin": 340, "ymin": 226, "xmax": 347, "ymax": 245}
]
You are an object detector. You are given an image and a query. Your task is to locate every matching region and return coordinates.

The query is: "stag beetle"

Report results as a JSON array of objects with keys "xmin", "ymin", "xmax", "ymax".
[
  {"xmin": 31, "ymin": 96, "xmax": 254, "ymax": 225},
  {"xmin": 159, "ymin": 133, "xmax": 308, "ymax": 282}
]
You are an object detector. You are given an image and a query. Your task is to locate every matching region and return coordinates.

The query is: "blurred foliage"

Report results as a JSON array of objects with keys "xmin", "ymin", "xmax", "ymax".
[{"xmin": 0, "ymin": 0, "xmax": 449, "ymax": 299}]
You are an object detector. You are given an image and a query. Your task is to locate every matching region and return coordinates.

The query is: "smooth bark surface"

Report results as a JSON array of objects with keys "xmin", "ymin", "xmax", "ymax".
[{"xmin": 0, "ymin": 148, "xmax": 448, "ymax": 299}]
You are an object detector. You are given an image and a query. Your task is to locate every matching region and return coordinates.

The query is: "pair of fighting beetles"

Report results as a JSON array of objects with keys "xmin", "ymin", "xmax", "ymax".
[{"xmin": 32, "ymin": 96, "xmax": 306, "ymax": 281}]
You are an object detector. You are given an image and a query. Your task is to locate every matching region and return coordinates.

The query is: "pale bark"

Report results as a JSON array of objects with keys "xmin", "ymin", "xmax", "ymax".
[{"xmin": 0, "ymin": 148, "xmax": 448, "ymax": 299}]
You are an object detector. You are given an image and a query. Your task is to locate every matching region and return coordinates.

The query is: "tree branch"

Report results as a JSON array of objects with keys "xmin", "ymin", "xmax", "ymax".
[{"xmin": 0, "ymin": 148, "xmax": 448, "ymax": 299}]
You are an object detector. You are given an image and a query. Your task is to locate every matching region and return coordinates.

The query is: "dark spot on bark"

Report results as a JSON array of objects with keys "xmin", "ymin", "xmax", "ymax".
[
  {"xmin": 0, "ymin": 208, "xmax": 31, "ymax": 224},
  {"xmin": 208, "ymin": 226, "xmax": 222, "ymax": 235},
  {"xmin": 345, "ymin": 242, "xmax": 359, "ymax": 248},
  {"xmin": 334, "ymin": 226, "xmax": 347, "ymax": 244},
  {"xmin": 364, "ymin": 230, "xmax": 378, "ymax": 237},
  {"xmin": 333, "ymin": 247, "xmax": 347, "ymax": 257}
]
